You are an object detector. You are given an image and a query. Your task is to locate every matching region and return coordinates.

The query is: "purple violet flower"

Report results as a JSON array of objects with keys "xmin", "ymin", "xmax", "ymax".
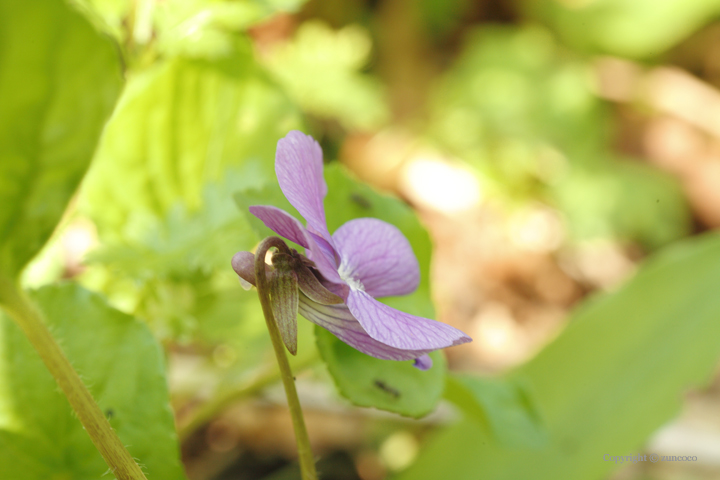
[{"xmin": 232, "ymin": 131, "xmax": 471, "ymax": 370}]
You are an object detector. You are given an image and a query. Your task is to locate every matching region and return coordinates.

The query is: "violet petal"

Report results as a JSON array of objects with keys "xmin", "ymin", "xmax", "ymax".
[
  {"xmin": 345, "ymin": 289, "xmax": 472, "ymax": 351},
  {"xmin": 413, "ymin": 355, "xmax": 433, "ymax": 371},
  {"xmin": 249, "ymin": 205, "xmax": 310, "ymax": 249},
  {"xmin": 248, "ymin": 205, "xmax": 342, "ymax": 284},
  {"xmin": 231, "ymin": 251, "xmax": 258, "ymax": 286},
  {"xmin": 298, "ymin": 295, "xmax": 434, "ymax": 361},
  {"xmin": 333, "ymin": 218, "xmax": 420, "ymax": 297},
  {"xmin": 275, "ymin": 131, "xmax": 332, "ymax": 244}
]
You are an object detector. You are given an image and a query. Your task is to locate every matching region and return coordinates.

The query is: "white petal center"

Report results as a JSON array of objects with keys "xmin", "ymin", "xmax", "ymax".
[{"xmin": 338, "ymin": 259, "xmax": 365, "ymax": 291}]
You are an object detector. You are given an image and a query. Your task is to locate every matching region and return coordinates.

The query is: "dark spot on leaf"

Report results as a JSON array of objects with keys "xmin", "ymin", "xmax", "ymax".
[
  {"xmin": 105, "ymin": 408, "xmax": 114, "ymax": 419},
  {"xmin": 350, "ymin": 193, "xmax": 372, "ymax": 210},
  {"xmin": 374, "ymin": 380, "xmax": 400, "ymax": 398}
]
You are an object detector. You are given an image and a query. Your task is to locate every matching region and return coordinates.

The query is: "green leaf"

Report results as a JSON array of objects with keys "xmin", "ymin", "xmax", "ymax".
[
  {"xmin": 444, "ymin": 375, "xmax": 546, "ymax": 449},
  {"xmin": 0, "ymin": 0, "xmax": 122, "ymax": 278},
  {"xmin": 79, "ymin": 49, "xmax": 302, "ymax": 240},
  {"xmin": 396, "ymin": 232, "xmax": 720, "ymax": 480},
  {"xmin": 89, "ymin": 177, "xmax": 259, "ymax": 278},
  {"xmin": 0, "ymin": 284, "xmax": 186, "ymax": 480},
  {"xmin": 78, "ymin": 48, "xmax": 301, "ymax": 343},
  {"xmin": 316, "ymin": 327, "xmax": 445, "ymax": 418},
  {"xmin": 82, "ymin": 176, "xmax": 260, "ymax": 342}
]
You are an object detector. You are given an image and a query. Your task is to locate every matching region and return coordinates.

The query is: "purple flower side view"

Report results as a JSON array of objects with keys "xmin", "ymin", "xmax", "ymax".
[{"xmin": 232, "ymin": 130, "xmax": 471, "ymax": 370}]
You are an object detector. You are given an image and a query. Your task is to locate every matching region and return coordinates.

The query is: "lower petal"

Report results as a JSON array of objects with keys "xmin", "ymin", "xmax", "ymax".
[
  {"xmin": 413, "ymin": 355, "xmax": 433, "ymax": 371},
  {"xmin": 345, "ymin": 289, "xmax": 472, "ymax": 351},
  {"xmin": 298, "ymin": 296, "xmax": 433, "ymax": 361}
]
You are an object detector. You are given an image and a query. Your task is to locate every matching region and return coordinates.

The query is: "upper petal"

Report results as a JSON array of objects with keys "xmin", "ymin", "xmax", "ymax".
[
  {"xmin": 345, "ymin": 289, "xmax": 472, "ymax": 351},
  {"xmin": 249, "ymin": 205, "xmax": 342, "ymax": 284},
  {"xmin": 333, "ymin": 218, "xmax": 420, "ymax": 298},
  {"xmin": 276, "ymin": 131, "xmax": 332, "ymax": 243},
  {"xmin": 249, "ymin": 205, "xmax": 309, "ymax": 248},
  {"xmin": 298, "ymin": 295, "xmax": 434, "ymax": 361}
]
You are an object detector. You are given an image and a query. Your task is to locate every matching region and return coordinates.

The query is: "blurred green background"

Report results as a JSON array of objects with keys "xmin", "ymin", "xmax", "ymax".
[{"xmin": 4, "ymin": 0, "xmax": 720, "ymax": 479}]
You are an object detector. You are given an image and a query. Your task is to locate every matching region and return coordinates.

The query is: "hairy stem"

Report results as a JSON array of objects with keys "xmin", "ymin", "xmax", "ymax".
[
  {"xmin": 0, "ymin": 276, "xmax": 148, "ymax": 480},
  {"xmin": 255, "ymin": 237, "xmax": 318, "ymax": 480}
]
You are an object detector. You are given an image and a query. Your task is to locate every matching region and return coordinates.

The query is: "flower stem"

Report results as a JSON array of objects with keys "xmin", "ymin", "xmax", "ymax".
[
  {"xmin": 255, "ymin": 237, "xmax": 318, "ymax": 480},
  {"xmin": 0, "ymin": 276, "xmax": 148, "ymax": 480}
]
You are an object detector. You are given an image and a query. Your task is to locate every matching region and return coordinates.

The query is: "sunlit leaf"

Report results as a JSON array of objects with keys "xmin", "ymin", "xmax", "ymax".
[
  {"xmin": 78, "ymin": 47, "xmax": 301, "ymax": 342},
  {"xmin": 396, "ymin": 232, "xmax": 720, "ymax": 480},
  {"xmin": 0, "ymin": 0, "xmax": 122, "ymax": 278},
  {"xmin": 0, "ymin": 284, "xmax": 186, "ymax": 480},
  {"xmin": 90, "ymin": 176, "xmax": 259, "ymax": 278},
  {"xmin": 80, "ymin": 47, "xmax": 301, "ymax": 240}
]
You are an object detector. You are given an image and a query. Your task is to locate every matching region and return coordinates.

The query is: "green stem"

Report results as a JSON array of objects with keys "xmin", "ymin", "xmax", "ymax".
[
  {"xmin": 255, "ymin": 237, "xmax": 318, "ymax": 480},
  {"xmin": 0, "ymin": 277, "xmax": 148, "ymax": 480}
]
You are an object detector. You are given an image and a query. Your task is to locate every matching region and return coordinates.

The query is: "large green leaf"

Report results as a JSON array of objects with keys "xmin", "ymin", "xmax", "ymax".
[
  {"xmin": 396, "ymin": 232, "xmax": 720, "ymax": 480},
  {"xmin": 0, "ymin": 0, "xmax": 122, "ymax": 278},
  {"xmin": 89, "ymin": 175, "xmax": 259, "ymax": 278},
  {"xmin": 0, "ymin": 284, "xmax": 186, "ymax": 480},
  {"xmin": 79, "ymin": 46, "xmax": 301, "ymax": 240},
  {"xmin": 78, "ymin": 47, "xmax": 301, "ymax": 342},
  {"xmin": 443, "ymin": 375, "xmax": 546, "ymax": 449},
  {"xmin": 83, "ymin": 177, "xmax": 261, "ymax": 341}
]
